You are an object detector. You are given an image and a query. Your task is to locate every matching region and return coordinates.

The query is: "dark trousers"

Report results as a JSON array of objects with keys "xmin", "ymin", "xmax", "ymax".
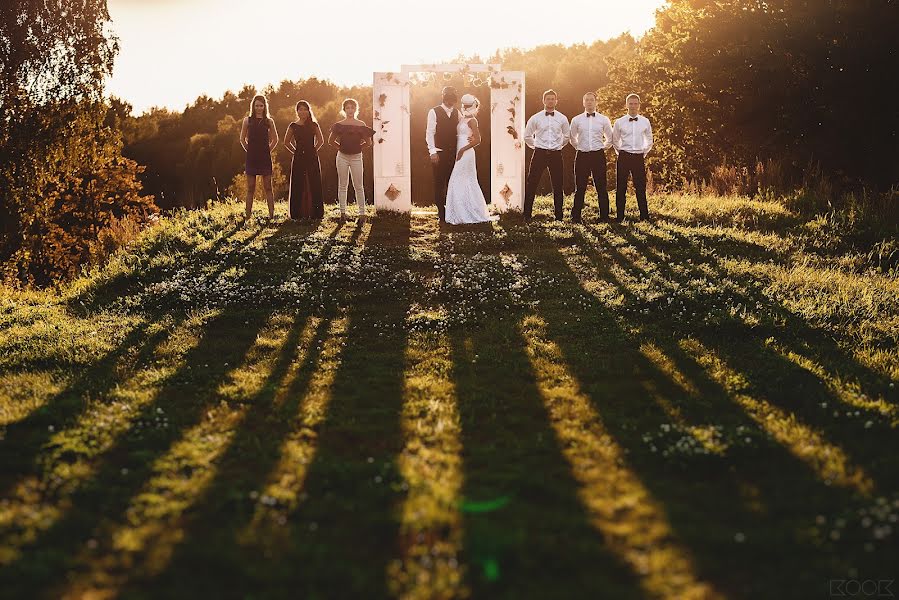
[
  {"xmin": 432, "ymin": 152, "xmax": 456, "ymax": 221},
  {"xmin": 524, "ymin": 148, "xmax": 564, "ymax": 220},
  {"xmin": 615, "ymin": 150, "xmax": 649, "ymax": 220},
  {"xmin": 573, "ymin": 150, "xmax": 609, "ymax": 220}
]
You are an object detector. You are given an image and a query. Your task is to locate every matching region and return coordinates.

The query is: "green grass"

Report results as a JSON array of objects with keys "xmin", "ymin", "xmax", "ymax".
[{"xmin": 1, "ymin": 193, "xmax": 897, "ymax": 599}]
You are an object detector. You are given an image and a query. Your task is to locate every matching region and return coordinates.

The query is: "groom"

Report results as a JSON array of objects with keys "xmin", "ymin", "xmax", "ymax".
[{"xmin": 426, "ymin": 86, "xmax": 460, "ymax": 223}]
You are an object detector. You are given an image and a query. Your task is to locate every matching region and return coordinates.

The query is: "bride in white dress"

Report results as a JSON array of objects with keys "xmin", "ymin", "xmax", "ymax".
[{"xmin": 445, "ymin": 94, "xmax": 497, "ymax": 225}]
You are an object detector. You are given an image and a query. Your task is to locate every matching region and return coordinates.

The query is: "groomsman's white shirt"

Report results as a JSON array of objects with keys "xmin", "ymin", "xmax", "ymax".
[
  {"xmin": 426, "ymin": 104, "xmax": 457, "ymax": 157},
  {"xmin": 569, "ymin": 111, "xmax": 613, "ymax": 152},
  {"xmin": 612, "ymin": 114, "xmax": 653, "ymax": 154},
  {"xmin": 524, "ymin": 110, "xmax": 570, "ymax": 150}
]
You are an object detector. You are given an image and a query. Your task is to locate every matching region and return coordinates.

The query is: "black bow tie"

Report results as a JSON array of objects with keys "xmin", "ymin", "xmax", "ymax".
[
  {"xmin": 586, "ymin": 113, "xmax": 595, "ymax": 117},
  {"xmin": 545, "ymin": 111, "xmax": 555, "ymax": 117},
  {"xmin": 629, "ymin": 117, "xmax": 638, "ymax": 122}
]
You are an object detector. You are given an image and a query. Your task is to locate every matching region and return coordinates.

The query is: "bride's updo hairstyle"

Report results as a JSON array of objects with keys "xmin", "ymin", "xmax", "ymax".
[{"xmin": 460, "ymin": 93, "xmax": 480, "ymax": 118}]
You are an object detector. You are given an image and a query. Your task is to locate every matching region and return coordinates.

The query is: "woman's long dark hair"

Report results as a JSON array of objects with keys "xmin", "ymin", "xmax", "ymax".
[
  {"xmin": 296, "ymin": 100, "xmax": 318, "ymax": 125},
  {"xmin": 248, "ymin": 94, "xmax": 269, "ymax": 122}
]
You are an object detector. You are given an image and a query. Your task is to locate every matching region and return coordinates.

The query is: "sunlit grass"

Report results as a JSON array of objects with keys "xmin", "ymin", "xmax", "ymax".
[
  {"xmin": 681, "ymin": 338, "xmax": 875, "ymax": 495},
  {"xmin": 389, "ymin": 331, "xmax": 466, "ymax": 599},
  {"xmin": 56, "ymin": 313, "xmax": 301, "ymax": 598},
  {"xmin": 1, "ymin": 193, "xmax": 896, "ymax": 598},
  {"xmin": 521, "ymin": 315, "xmax": 720, "ymax": 600},
  {"xmin": 0, "ymin": 313, "xmax": 211, "ymax": 565},
  {"xmin": 239, "ymin": 316, "xmax": 348, "ymax": 547}
]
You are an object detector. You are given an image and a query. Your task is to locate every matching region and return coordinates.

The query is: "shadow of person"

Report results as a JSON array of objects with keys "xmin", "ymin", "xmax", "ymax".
[
  {"xmin": 270, "ymin": 213, "xmax": 413, "ymax": 598},
  {"xmin": 613, "ymin": 223, "xmax": 899, "ymax": 486},
  {"xmin": 448, "ymin": 321, "xmax": 646, "ymax": 599},
  {"xmin": 497, "ymin": 220, "xmax": 870, "ymax": 598}
]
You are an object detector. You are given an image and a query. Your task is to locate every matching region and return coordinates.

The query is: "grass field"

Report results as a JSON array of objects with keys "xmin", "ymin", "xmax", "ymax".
[{"xmin": 1, "ymin": 193, "xmax": 897, "ymax": 599}]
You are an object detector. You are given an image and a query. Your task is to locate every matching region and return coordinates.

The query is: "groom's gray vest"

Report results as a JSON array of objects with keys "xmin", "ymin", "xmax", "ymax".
[{"xmin": 434, "ymin": 106, "xmax": 459, "ymax": 155}]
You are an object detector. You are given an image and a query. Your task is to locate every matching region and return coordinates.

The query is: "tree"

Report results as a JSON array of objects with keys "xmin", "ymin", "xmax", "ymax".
[
  {"xmin": 602, "ymin": 0, "xmax": 899, "ymax": 189},
  {"xmin": 0, "ymin": 1, "xmax": 157, "ymax": 286}
]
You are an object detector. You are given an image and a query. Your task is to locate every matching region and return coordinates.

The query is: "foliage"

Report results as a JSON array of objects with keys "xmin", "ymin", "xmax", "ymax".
[
  {"xmin": 0, "ymin": 1, "xmax": 156, "ymax": 287},
  {"xmin": 1, "ymin": 101, "xmax": 156, "ymax": 287},
  {"xmin": 600, "ymin": 0, "xmax": 899, "ymax": 190}
]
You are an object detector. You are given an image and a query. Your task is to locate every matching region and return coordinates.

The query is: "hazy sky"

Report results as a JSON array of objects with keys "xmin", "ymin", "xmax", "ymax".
[{"xmin": 106, "ymin": 0, "xmax": 667, "ymax": 113}]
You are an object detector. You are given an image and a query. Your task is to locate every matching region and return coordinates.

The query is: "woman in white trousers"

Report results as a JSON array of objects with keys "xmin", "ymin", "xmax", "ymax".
[{"xmin": 328, "ymin": 98, "xmax": 375, "ymax": 220}]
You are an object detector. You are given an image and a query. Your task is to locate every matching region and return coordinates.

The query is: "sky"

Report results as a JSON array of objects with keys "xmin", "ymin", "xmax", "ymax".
[{"xmin": 106, "ymin": 0, "xmax": 667, "ymax": 114}]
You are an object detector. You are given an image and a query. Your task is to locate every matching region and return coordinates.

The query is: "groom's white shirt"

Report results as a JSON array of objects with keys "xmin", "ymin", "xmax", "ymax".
[
  {"xmin": 426, "ymin": 103, "xmax": 456, "ymax": 156},
  {"xmin": 612, "ymin": 114, "xmax": 653, "ymax": 155}
]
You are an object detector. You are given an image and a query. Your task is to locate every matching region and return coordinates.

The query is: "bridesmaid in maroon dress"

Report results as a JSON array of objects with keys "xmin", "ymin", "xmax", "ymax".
[
  {"xmin": 240, "ymin": 94, "xmax": 279, "ymax": 219},
  {"xmin": 283, "ymin": 101, "xmax": 325, "ymax": 221}
]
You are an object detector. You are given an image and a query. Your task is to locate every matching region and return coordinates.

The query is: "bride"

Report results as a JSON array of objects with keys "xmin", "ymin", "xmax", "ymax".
[{"xmin": 445, "ymin": 94, "xmax": 497, "ymax": 225}]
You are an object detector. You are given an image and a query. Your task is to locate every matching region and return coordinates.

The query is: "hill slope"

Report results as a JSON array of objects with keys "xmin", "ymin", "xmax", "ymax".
[{"xmin": 1, "ymin": 195, "xmax": 898, "ymax": 599}]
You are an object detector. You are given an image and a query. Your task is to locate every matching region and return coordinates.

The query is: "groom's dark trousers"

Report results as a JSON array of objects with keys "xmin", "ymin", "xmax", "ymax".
[
  {"xmin": 573, "ymin": 149, "xmax": 609, "ymax": 221},
  {"xmin": 524, "ymin": 148, "xmax": 564, "ymax": 220},
  {"xmin": 432, "ymin": 152, "xmax": 455, "ymax": 222}
]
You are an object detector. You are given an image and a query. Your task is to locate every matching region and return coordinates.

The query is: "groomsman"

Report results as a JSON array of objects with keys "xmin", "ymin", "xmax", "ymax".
[
  {"xmin": 523, "ymin": 89, "xmax": 570, "ymax": 222},
  {"xmin": 612, "ymin": 93, "xmax": 653, "ymax": 222},
  {"xmin": 569, "ymin": 91, "xmax": 613, "ymax": 223}
]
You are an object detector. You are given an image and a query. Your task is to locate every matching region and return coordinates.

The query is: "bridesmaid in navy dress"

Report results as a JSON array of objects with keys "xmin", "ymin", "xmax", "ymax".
[
  {"xmin": 240, "ymin": 94, "xmax": 279, "ymax": 219},
  {"xmin": 283, "ymin": 100, "xmax": 325, "ymax": 221}
]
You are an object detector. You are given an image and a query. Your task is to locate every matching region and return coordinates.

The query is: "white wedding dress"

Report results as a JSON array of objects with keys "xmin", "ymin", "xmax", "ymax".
[{"xmin": 445, "ymin": 117, "xmax": 496, "ymax": 225}]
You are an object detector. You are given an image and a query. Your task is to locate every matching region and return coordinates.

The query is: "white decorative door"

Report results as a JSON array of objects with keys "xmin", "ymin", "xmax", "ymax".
[
  {"xmin": 489, "ymin": 71, "xmax": 525, "ymax": 212},
  {"xmin": 372, "ymin": 72, "xmax": 411, "ymax": 213}
]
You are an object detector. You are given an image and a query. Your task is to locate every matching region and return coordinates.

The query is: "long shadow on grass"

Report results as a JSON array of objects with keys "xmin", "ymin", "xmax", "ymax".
[
  {"xmin": 0, "ymin": 217, "xmax": 337, "ymax": 595},
  {"xmin": 614, "ymin": 224, "xmax": 899, "ymax": 487},
  {"xmin": 448, "ymin": 320, "xmax": 646, "ymax": 599},
  {"xmin": 0, "ymin": 308, "xmax": 274, "ymax": 598},
  {"xmin": 1, "ymin": 218, "xmax": 332, "ymax": 502},
  {"xmin": 0, "ymin": 318, "xmax": 180, "ymax": 498},
  {"xmin": 512, "ymin": 222, "xmax": 864, "ymax": 598},
  {"xmin": 68, "ymin": 213, "xmax": 256, "ymax": 314},
  {"xmin": 118, "ymin": 311, "xmax": 326, "ymax": 598},
  {"xmin": 437, "ymin": 227, "xmax": 646, "ymax": 599},
  {"xmin": 125, "ymin": 222, "xmax": 361, "ymax": 597},
  {"xmin": 620, "ymin": 222, "xmax": 896, "ymax": 403},
  {"xmin": 268, "ymin": 214, "xmax": 412, "ymax": 598}
]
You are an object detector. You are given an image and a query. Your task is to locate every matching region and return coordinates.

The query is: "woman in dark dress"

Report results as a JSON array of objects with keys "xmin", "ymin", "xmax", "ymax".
[
  {"xmin": 240, "ymin": 94, "xmax": 279, "ymax": 219},
  {"xmin": 328, "ymin": 98, "xmax": 376, "ymax": 221},
  {"xmin": 283, "ymin": 101, "xmax": 324, "ymax": 221}
]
